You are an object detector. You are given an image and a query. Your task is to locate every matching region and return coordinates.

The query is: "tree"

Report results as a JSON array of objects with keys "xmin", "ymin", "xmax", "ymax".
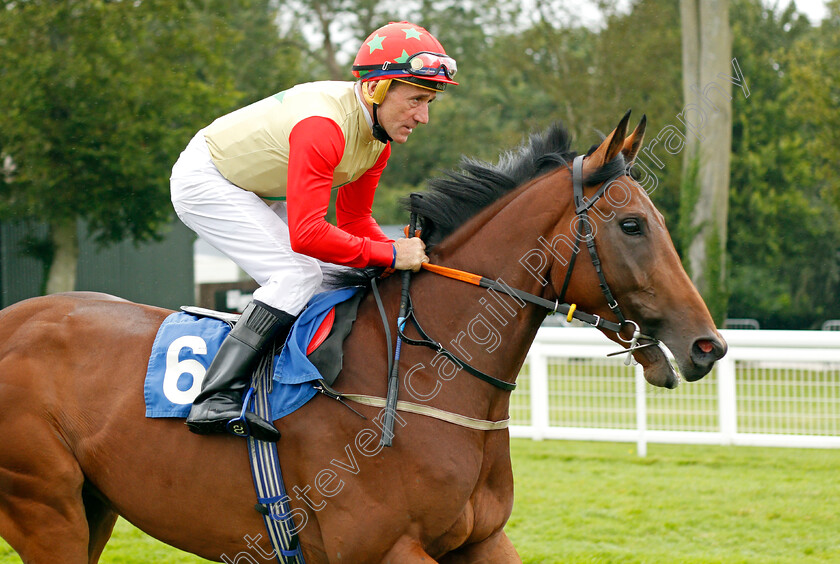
[
  {"xmin": 678, "ymin": 0, "xmax": 732, "ymax": 323},
  {"xmin": 282, "ymin": 0, "xmax": 384, "ymax": 83},
  {"xmin": 784, "ymin": 0, "xmax": 840, "ymax": 210},
  {"xmin": 215, "ymin": 0, "xmax": 308, "ymax": 103},
  {"xmin": 726, "ymin": 0, "xmax": 840, "ymax": 328},
  {"xmin": 371, "ymin": 0, "xmax": 685, "ymax": 224},
  {"xmin": 0, "ymin": 0, "xmax": 300, "ymax": 294},
  {"xmin": 589, "ymin": 0, "xmax": 685, "ymax": 226}
]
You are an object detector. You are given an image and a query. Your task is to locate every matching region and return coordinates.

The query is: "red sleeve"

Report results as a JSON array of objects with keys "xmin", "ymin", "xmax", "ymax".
[
  {"xmin": 286, "ymin": 116, "xmax": 394, "ymax": 268},
  {"xmin": 336, "ymin": 145, "xmax": 393, "ymax": 244}
]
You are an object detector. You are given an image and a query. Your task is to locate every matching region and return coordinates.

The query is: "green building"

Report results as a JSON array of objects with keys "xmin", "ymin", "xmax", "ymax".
[{"xmin": 0, "ymin": 220, "xmax": 194, "ymax": 310}]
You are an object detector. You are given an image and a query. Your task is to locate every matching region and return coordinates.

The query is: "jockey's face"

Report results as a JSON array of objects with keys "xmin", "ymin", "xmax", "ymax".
[{"xmin": 375, "ymin": 82, "xmax": 437, "ymax": 144}]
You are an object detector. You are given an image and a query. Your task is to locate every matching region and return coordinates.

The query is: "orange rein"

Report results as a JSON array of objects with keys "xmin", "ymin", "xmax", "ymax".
[
  {"xmin": 419, "ymin": 262, "xmax": 603, "ymax": 329},
  {"xmin": 420, "ymin": 262, "xmax": 483, "ymax": 286}
]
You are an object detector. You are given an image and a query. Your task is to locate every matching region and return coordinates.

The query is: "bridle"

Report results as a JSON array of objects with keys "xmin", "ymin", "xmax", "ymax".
[
  {"xmin": 377, "ymin": 154, "xmax": 660, "ymax": 395},
  {"xmin": 558, "ymin": 155, "xmax": 627, "ymax": 327}
]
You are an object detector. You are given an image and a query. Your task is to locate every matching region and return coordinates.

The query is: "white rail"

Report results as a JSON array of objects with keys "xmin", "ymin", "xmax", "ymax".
[{"xmin": 510, "ymin": 328, "xmax": 840, "ymax": 454}]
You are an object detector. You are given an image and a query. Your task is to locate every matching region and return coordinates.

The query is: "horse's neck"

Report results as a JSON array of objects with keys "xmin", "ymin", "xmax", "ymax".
[
  {"xmin": 409, "ymin": 178, "xmax": 573, "ymax": 411},
  {"xmin": 428, "ymin": 171, "xmax": 572, "ymax": 316}
]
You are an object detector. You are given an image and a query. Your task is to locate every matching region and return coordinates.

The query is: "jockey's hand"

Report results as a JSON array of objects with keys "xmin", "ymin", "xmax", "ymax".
[{"xmin": 393, "ymin": 237, "xmax": 428, "ymax": 272}]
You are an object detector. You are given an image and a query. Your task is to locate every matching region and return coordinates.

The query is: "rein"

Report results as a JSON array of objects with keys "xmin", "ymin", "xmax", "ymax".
[{"xmin": 420, "ymin": 262, "xmax": 622, "ymax": 333}]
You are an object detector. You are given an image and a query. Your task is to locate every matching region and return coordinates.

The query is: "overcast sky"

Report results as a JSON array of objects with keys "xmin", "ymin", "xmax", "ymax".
[{"xmin": 790, "ymin": 0, "xmax": 829, "ymax": 22}]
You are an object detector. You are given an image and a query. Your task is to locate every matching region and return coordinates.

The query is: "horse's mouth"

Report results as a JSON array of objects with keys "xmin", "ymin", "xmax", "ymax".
[
  {"xmin": 635, "ymin": 343, "xmax": 680, "ymax": 389},
  {"xmin": 634, "ymin": 335, "xmax": 727, "ymax": 389}
]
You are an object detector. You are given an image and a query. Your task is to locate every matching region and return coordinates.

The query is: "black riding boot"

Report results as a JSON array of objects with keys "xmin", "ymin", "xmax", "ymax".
[{"xmin": 186, "ymin": 300, "xmax": 295, "ymax": 442}]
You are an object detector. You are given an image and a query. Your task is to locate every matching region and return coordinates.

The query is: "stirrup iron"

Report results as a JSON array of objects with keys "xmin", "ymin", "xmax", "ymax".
[{"xmin": 226, "ymin": 387, "xmax": 256, "ymax": 438}]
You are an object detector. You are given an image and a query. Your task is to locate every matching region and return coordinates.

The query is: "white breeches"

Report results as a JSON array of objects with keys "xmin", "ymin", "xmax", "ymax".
[{"xmin": 170, "ymin": 130, "xmax": 324, "ymax": 316}]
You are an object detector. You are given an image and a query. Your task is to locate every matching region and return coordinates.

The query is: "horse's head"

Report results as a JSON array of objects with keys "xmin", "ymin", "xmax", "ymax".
[{"xmin": 550, "ymin": 112, "xmax": 727, "ymax": 388}]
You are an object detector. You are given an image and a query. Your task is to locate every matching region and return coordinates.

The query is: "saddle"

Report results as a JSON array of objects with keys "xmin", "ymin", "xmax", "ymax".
[
  {"xmin": 181, "ymin": 289, "xmax": 364, "ymax": 390},
  {"xmin": 143, "ymin": 287, "xmax": 363, "ymax": 424}
]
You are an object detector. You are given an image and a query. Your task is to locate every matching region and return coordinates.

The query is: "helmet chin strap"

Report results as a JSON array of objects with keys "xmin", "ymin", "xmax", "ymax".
[
  {"xmin": 363, "ymin": 80, "xmax": 393, "ymax": 143},
  {"xmin": 371, "ymin": 104, "xmax": 392, "ymax": 143}
]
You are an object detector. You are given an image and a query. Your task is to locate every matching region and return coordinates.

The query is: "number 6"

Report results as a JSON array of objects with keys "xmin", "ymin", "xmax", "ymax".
[{"xmin": 163, "ymin": 335, "xmax": 208, "ymax": 404}]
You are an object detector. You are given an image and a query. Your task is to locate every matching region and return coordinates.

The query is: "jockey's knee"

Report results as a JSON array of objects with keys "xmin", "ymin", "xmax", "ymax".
[
  {"xmin": 295, "ymin": 260, "xmax": 323, "ymax": 292},
  {"xmin": 254, "ymin": 261, "xmax": 323, "ymax": 315}
]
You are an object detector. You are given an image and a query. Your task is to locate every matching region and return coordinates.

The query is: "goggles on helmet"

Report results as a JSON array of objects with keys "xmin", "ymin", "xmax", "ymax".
[{"xmin": 353, "ymin": 51, "xmax": 457, "ymax": 81}]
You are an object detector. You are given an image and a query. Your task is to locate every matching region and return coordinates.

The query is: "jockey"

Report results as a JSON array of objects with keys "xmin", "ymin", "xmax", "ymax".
[{"xmin": 169, "ymin": 21, "xmax": 458, "ymax": 442}]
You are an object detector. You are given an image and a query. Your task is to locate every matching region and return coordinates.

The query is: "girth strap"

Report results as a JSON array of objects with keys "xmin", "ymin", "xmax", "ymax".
[
  {"xmin": 340, "ymin": 393, "xmax": 510, "ymax": 431},
  {"xmin": 244, "ymin": 352, "xmax": 305, "ymax": 564}
]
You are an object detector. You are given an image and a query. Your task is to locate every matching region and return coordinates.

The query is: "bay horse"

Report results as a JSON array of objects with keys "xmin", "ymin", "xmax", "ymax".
[{"xmin": 0, "ymin": 112, "xmax": 726, "ymax": 563}]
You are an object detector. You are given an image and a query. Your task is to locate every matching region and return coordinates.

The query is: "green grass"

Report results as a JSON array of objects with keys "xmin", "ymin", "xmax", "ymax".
[
  {"xmin": 506, "ymin": 440, "xmax": 840, "ymax": 563},
  {"xmin": 2, "ymin": 440, "xmax": 838, "ymax": 563}
]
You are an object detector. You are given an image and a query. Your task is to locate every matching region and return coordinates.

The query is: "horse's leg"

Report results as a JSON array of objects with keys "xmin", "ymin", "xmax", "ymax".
[
  {"xmin": 438, "ymin": 530, "xmax": 521, "ymax": 564},
  {"xmin": 82, "ymin": 483, "xmax": 118, "ymax": 563},
  {"xmin": 0, "ymin": 417, "xmax": 91, "ymax": 563}
]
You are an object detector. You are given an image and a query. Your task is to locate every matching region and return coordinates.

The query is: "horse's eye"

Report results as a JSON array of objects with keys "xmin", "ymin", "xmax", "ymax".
[{"xmin": 620, "ymin": 218, "xmax": 643, "ymax": 236}]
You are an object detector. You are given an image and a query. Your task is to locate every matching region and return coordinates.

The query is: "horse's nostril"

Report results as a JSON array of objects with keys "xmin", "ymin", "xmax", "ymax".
[{"xmin": 692, "ymin": 338, "xmax": 726, "ymax": 362}]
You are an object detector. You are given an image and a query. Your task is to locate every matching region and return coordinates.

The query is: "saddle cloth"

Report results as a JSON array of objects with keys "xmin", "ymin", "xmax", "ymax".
[{"xmin": 144, "ymin": 287, "xmax": 362, "ymax": 421}]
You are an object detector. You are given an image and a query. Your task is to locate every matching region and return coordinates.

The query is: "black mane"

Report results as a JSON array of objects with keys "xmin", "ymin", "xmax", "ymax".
[
  {"xmin": 409, "ymin": 122, "xmax": 625, "ymax": 245},
  {"xmin": 325, "ymin": 122, "xmax": 626, "ymax": 288}
]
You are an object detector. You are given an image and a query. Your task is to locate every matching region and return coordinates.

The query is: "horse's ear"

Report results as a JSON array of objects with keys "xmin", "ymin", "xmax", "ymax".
[
  {"xmin": 621, "ymin": 115, "xmax": 647, "ymax": 165},
  {"xmin": 584, "ymin": 110, "xmax": 632, "ymax": 172}
]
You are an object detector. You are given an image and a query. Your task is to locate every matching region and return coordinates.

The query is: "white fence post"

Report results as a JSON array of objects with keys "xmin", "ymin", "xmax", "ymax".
[
  {"xmin": 717, "ymin": 354, "xmax": 738, "ymax": 445},
  {"xmin": 529, "ymin": 347, "xmax": 549, "ymax": 441},
  {"xmin": 635, "ymin": 362, "xmax": 647, "ymax": 457}
]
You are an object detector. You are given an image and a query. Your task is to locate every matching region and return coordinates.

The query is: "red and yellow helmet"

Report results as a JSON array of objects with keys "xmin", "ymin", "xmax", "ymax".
[{"xmin": 352, "ymin": 21, "xmax": 458, "ymax": 104}]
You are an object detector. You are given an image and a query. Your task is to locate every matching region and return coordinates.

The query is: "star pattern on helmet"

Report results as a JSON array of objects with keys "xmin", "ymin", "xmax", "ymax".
[
  {"xmin": 366, "ymin": 34, "xmax": 385, "ymax": 53},
  {"xmin": 395, "ymin": 50, "xmax": 410, "ymax": 63},
  {"xmin": 403, "ymin": 27, "xmax": 423, "ymax": 40}
]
